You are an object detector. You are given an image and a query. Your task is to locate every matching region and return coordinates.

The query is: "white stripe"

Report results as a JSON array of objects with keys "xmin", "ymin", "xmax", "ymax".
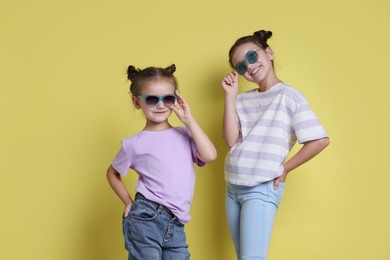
[
  {"xmin": 241, "ymin": 126, "xmax": 286, "ymax": 137},
  {"xmin": 226, "ymin": 158, "xmax": 281, "ymax": 171},
  {"xmin": 233, "ymin": 142, "xmax": 289, "ymax": 155},
  {"xmin": 225, "ymin": 174, "xmax": 271, "ymax": 184},
  {"xmin": 240, "ymin": 110, "xmax": 292, "ymax": 123},
  {"xmin": 296, "ymin": 126, "xmax": 326, "ymax": 140}
]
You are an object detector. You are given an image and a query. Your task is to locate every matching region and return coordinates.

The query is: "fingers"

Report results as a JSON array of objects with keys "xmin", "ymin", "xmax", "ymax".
[
  {"xmin": 169, "ymin": 103, "xmax": 177, "ymax": 112},
  {"xmin": 273, "ymin": 175, "xmax": 287, "ymax": 190},
  {"xmin": 222, "ymin": 71, "xmax": 238, "ymax": 86},
  {"xmin": 175, "ymin": 90, "xmax": 183, "ymax": 102},
  {"xmin": 169, "ymin": 92, "xmax": 182, "ymax": 113},
  {"xmin": 175, "ymin": 90, "xmax": 189, "ymax": 108},
  {"xmin": 123, "ymin": 204, "xmax": 132, "ymax": 217},
  {"xmin": 273, "ymin": 179, "xmax": 279, "ymax": 190}
]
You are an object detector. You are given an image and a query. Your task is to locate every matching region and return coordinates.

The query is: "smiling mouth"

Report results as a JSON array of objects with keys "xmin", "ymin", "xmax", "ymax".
[{"xmin": 250, "ymin": 66, "xmax": 260, "ymax": 76}]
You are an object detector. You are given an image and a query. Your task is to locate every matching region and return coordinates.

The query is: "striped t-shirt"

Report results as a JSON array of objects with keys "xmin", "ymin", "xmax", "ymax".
[{"xmin": 224, "ymin": 83, "xmax": 328, "ymax": 186}]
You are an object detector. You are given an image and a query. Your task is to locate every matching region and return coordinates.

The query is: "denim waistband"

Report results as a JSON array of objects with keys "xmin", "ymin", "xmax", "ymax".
[{"xmin": 135, "ymin": 192, "xmax": 175, "ymax": 218}]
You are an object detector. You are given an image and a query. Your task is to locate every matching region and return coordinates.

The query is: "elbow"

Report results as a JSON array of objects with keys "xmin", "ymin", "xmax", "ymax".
[
  {"xmin": 198, "ymin": 144, "xmax": 218, "ymax": 163},
  {"xmin": 210, "ymin": 149, "xmax": 218, "ymax": 162},
  {"xmin": 202, "ymin": 149, "xmax": 218, "ymax": 163},
  {"xmin": 106, "ymin": 165, "xmax": 113, "ymax": 179},
  {"xmin": 107, "ymin": 165, "xmax": 120, "ymax": 181},
  {"xmin": 225, "ymin": 142, "xmax": 235, "ymax": 148},
  {"xmin": 319, "ymin": 137, "xmax": 330, "ymax": 150},
  {"xmin": 222, "ymin": 134, "xmax": 238, "ymax": 148}
]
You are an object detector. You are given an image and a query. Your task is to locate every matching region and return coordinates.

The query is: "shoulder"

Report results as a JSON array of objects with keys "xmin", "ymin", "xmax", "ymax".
[
  {"xmin": 237, "ymin": 89, "xmax": 258, "ymax": 99},
  {"xmin": 277, "ymin": 83, "xmax": 308, "ymax": 104},
  {"xmin": 173, "ymin": 126, "xmax": 192, "ymax": 138},
  {"xmin": 120, "ymin": 132, "xmax": 143, "ymax": 147}
]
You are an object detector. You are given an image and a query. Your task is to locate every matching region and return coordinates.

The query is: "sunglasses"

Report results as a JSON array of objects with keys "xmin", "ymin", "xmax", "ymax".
[
  {"xmin": 235, "ymin": 49, "xmax": 261, "ymax": 75},
  {"xmin": 137, "ymin": 94, "xmax": 177, "ymax": 107}
]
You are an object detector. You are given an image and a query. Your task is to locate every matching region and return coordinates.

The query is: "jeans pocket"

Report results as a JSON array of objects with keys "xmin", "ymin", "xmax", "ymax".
[
  {"xmin": 268, "ymin": 181, "xmax": 285, "ymax": 207},
  {"xmin": 130, "ymin": 200, "xmax": 157, "ymax": 221}
]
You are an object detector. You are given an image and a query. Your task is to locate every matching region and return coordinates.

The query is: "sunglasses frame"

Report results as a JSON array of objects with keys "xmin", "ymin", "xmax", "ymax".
[
  {"xmin": 235, "ymin": 48, "xmax": 262, "ymax": 75},
  {"xmin": 137, "ymin": 94, "xmax": 177, "ymax": 107}
]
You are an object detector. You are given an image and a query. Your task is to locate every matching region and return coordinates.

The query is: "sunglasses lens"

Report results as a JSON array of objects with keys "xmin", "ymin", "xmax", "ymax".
[
  {"xmin": 246, "ymin": 50, "xmax": 258, "ymax": 64},
  {"xmin": 235, "ymin": 62, "xmax": 247, "ymax": 75},
  {"xmin": 163, "ymin": 95, "xmax": 176, "ymax": 106},
  {"xmin": 145, "ymin": 96, "xmax": 159, "ymax": 106}
]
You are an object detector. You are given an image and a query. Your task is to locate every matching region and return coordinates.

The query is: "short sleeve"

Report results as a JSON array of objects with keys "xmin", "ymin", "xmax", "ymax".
[
  {"xmin": 111, "ymin": 142, "xmax": 131, "ymax": 176},
  {"xmin": 181, "ymin": 127, "xmax": 206, "ymax": 167},
  {"xmin": 292, "ymin": 102, "xmax": 328, "ymax": 144}
]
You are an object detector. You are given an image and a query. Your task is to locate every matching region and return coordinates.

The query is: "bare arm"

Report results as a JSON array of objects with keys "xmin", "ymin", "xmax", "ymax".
[
  {"xmin": 273, "ymin": 137, "xmax": 330, "ymax": 189},
  {"xmin": 221, "ymin": 71, "xmax": 240, "ymax": 147},
  {"xmin": 106, "ymin": 165, "xmax": 133, "ymax": 216},
  {"xmin": 170, "ymin": 90, "xmax": 217, "ymax": 163}
]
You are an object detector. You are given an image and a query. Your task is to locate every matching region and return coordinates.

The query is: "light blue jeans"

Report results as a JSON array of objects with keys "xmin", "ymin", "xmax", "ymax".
[
  {"xmin": 122, "ymin": 193, "xmax": 190, "ymax": 260},
  {"xmin": 226, "ymin": 180, "xmax": 285, "ymax": 260}
]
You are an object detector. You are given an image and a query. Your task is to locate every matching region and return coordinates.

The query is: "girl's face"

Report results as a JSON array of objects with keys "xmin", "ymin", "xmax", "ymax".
[
  {"xmin": 132, "ymin": 79, "xmax": 176, "ymax": 129},
  {"xmin": 231, "ymin": 42, "xmax": 275, "ymax": 84}
]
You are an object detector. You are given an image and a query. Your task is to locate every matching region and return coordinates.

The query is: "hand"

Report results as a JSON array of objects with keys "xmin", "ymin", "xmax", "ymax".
[
  {"xmin": 221, "ymin": 71, "xmax": 239, "ymax": 96},
  {"xmin": 273, "ymin": 172, "xmax": 287, "ymax": 190},
  {"xmin": 123, "ymin": 203, "xmax": 132, "ymax": 218},
  {"xmin": 170, "ymin": 90, "xmax": 193, "ymax": 125}
]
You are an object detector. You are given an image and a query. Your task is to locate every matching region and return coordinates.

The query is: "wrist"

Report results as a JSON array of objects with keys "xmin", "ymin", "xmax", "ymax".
[
  {"xmin": 183, "ymin": 116, "xmax": 197, "ymax": 128},
  {"xmin": 225, "ymin": 92, "xmax": 237, "ymax": 99},
  {"xmin": 282, "ymin": 164, "xmax": 291, "ymax": 175},
  {"xmin": 225, "ymin": 95, "xmax": 237, "ymax": 104}
]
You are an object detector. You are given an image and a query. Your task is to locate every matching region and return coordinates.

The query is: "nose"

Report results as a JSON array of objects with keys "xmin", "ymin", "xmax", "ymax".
[
  {"xmin": 246, "ymin": 61, "xmax": 254, "ymax": 69},
  {"xmin": 156, "ymin": 100, "xmax": 165, "ymax": 109}
]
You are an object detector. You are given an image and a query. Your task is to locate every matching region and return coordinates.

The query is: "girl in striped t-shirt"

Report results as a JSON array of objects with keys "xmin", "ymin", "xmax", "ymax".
[{"xmin": 221, "ymin": 30, "xmax": 330, "ymax": 259}]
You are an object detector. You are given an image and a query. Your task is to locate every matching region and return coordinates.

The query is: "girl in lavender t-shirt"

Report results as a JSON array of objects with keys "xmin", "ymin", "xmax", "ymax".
[{"xmin": 107, "ymin": 64, "xmax": 216, "ymax": 260}]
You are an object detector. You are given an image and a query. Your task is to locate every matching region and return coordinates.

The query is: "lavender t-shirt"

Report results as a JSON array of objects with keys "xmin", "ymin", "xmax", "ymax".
[{"xmin": 112, "ymin": 127, "xmax": 205, "ymax": 224}]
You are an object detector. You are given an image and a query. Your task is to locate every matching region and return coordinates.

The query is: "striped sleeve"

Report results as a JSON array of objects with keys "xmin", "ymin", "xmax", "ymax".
[{"xmin": 292, "ymin": 101, "xmax": 328, "ymax": 143}]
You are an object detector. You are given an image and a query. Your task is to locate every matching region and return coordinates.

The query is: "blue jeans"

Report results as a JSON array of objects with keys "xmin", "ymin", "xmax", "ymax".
[
  {"xmin": 122, "ymin": 193, "xmax": 190, "ymax": 260},
  {"xmin": 226, "ymin": 181, "xmax": 285, "ymax": 260}
]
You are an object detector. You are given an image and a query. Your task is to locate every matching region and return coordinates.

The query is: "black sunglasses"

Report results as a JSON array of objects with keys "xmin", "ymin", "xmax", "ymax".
[{"xmin": 137, "ymin": 94, "xmax": 177, "ymax": 107}]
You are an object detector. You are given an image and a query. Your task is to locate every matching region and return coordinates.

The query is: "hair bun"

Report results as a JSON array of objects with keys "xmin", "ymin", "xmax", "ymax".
[
  {"xmin": 253, "ymin": 30, "xmax": 272, "ymax": 46},
  {"xmin": 127, "ymin": 65, "xmax": 140, "ymax": 81},
  {"xmin": 165, "ymin": 64, "xmax": 176, "ymax": 75}
]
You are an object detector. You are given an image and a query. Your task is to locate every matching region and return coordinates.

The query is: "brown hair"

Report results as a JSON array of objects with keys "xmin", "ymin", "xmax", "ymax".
[
  {"xmin": 228, "ymin": 30, "xmax": 273, "ymax": 68},
  {"xmin": 127, "ymin": 64, "xmax": 178, "ymax": 96}
]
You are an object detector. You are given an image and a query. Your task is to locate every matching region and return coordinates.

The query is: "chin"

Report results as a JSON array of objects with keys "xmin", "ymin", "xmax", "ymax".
[{"xmin": 246, "ymin": 76, "xmax": 261, "ymax": 84}]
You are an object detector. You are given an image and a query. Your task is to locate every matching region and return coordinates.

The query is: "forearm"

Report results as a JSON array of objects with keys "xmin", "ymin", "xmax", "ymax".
[
  {"xmin": 184, "ymin": 118, "xmax": 217, "ymax": 163},
  {"xmin": 283, "ymin": 137, "xmax": 330, "ymax": 174},
  {"xmin": 222, "ymin": 95, "xmax": 240, "ymax": 147},
  {"xmin": 106, "ymin": 165, "xmax": 133, "ymax": 206}
]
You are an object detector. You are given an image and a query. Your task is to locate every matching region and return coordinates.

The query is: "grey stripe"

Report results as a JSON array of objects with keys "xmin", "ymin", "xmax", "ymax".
[
  {"xmin": 294, "ymin": 119, "xmax": 321, "ymax": 130},
  {"xmin": 230, "ymin": 150, "xmax": 285, "ymax": 162}
]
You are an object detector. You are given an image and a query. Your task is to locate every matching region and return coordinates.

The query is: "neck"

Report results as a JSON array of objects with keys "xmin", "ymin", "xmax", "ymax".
[
  {"xmin": 143, "ymin": 120, "xmax": 172, "ymax": 131},
  {"xmin": 257, "ymin": 74, "xmax": 282, "ymax": 92}
]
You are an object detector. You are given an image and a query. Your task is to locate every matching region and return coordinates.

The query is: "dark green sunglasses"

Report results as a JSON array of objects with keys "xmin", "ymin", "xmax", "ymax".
[{"xmin": 235, "ymin": 49, "xmax": 261, "ymax": 75}]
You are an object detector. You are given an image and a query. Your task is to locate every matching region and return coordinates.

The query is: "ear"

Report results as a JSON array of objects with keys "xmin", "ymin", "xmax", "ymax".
[
  {"xmin": 265, "ymin": 47, "xmax": 274, "ymax": 61},
  {"xmin": 132, "ymin": 96, "xmax": 141, "ymax": 109}
]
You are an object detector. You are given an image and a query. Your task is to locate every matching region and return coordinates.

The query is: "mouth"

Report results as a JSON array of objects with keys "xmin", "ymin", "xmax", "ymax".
[
  {"xmin": 154, "ymin": 110, "xmax": 169, "ymax": 114},
  {"xmin": 250, "ymin": 66, "xmax": 261, "ymax": 76}
]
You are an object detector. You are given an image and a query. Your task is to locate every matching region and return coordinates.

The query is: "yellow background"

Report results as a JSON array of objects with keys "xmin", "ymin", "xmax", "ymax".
[{"xmin": 1, "ymin": 0, "xmax": 389, "ymax": 259}]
